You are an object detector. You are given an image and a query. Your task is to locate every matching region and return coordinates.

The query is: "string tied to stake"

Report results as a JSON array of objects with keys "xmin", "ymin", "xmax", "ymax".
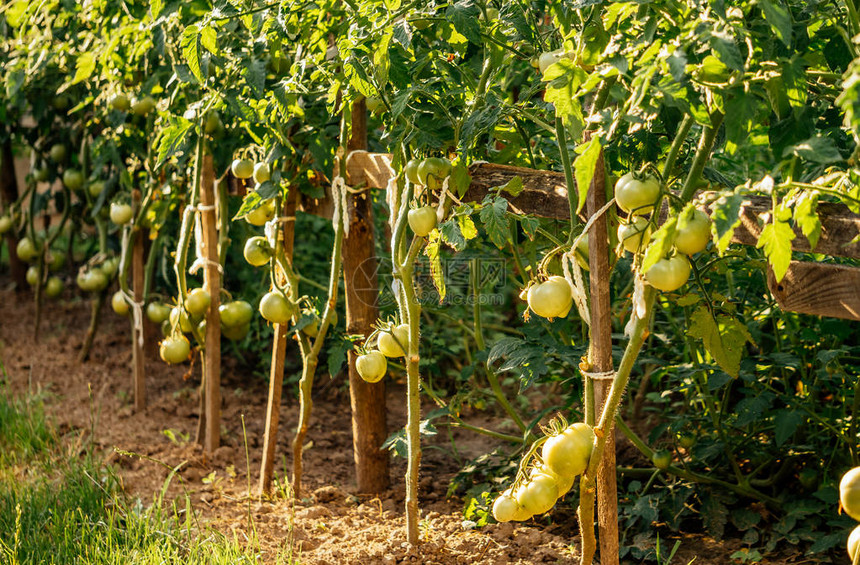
[{"xmin": 582, "ymin": 369, "xmax": 617, "ymax": 381}]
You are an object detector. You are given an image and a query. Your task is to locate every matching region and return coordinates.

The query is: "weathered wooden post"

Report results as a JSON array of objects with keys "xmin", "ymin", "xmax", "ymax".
[{"xmin": 200, "ymin": 154, "xmax": 221, "ymax": 453}]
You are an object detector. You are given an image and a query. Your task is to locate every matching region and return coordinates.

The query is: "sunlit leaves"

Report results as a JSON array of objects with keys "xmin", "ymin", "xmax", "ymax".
[
  {"xmin": 756, "ymin": 202, "xmax": 795, "ymax": 282},
  {"xmin": 70, "ymin": 52, "xmax": 96, "ymax": 85},
  {"xmin": 479, "ymin": 195, "xmax": 509, "ymax": 249},
  {"xmin": 573, "ymin": 135, "xmax": 602, "ymax": 214},
  {"xmin": 181, "ymin": 25, "xmax": 203, "ymax": 83},
  {"xmin": 687, "ymin": 306, "xmax": 754, "ymax": 378},
  {"xmin": 757, "ymin": 0, "xmax": 792, "ymax": 47},
  {"xmin": 154, "ymin": 117, "xmax": 194, "ymax": 169}
]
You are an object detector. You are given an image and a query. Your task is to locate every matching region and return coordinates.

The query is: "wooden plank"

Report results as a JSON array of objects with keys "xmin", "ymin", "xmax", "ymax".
[
  {"xmin": 344, "ymin": 100, "xmax": 390, "ymax": 494},
  {"xmin": 768, "ymin": 261, "xmax": 860, "ymax": 321},
  {"xmin": 724, "ymin": 195, "xmax": 860, "ymax": 260}
]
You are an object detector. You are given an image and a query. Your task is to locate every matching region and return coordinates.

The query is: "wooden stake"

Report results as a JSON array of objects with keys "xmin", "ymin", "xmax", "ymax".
[
  {"xmin": 344, "ymin": 98, "xmax": 390, "ymax": 493},
  {"xmin": 586, "ymin": 147, "xmax": 619, "ymax": 565},
  {"xmin": 132, "ymin": 189, "xmax": 146, "ymax": 412},
  {"xmin": 259, "ymin": 188, "xmax": 299, "ymax": 495},
  {"xmin": 200, "ymin": 155, "xmax": 221, "ymax": 453}
]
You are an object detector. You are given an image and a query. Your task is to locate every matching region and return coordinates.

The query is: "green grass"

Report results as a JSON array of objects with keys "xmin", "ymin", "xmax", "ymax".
[{"xmin": 0, "ymin": 382, "xmax": 294, "ymax": 564}]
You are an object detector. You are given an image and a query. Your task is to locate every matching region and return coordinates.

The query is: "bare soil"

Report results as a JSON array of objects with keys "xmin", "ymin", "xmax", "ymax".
[{"xmin": 0, "ymin": 284, "xmax": 805, "ymax": 564}]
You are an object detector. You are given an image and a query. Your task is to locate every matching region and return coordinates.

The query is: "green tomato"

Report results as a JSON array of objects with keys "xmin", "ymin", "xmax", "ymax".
[
  {"xmin": 222, "ymin": 321, "xmax": 250, "ymax": 341},
  {"xmin": 243, "ymin": 236, "xmax": 272, "ymax": 266},
  {"xmin": 88, "ymin": 180, "xmax": 105, "ymax": 198},
  {"xmin": 26, "ymin": 266, "xmax": 40, "ymax": 286},
  {"xmin": 111, "ymin": 291, "xmax": 130, "ymax": 316},
  {"xmin": 356, "ymin": 350, "xmax": 387, "ymax": 383},
  {"xmin": 110, "ymin": 93, "xmax": 131, "ymax": 111},
  {"xmin": 245, "ymin": 199, "xmax": 276, "ymax": 226},
  {"xmin": 530, "ymin": 463, "xmax": 574, "ymax": 497},
  {"xmin": 110, "ymin": 202, "xmax": 134, "ymax": 225},
  {"xmin": 417, "ymin": 157, "xmax": 452, "ymax": 190},
  {"xmin": 515, "ymin": 472, "xmax": 559, "ymax": 515},
  {"xmin": 185, "ymin": 288, "xmax": 211, "ymax": 317},
  {"xmin": 204, "ymin": 112, "xmax": 221, "ymax": 134},
  {"xmin": 33, "ymin": 167, "xmax": 50, "ymax": 182},
  {"xmin": 253, "ymin": 162, "xmax": 271, "ymax": 184},
  {"xmin": 377, "ymin": 324, "xmax": 409, "ymax": 358},
  {"xmin": 259, "ymin": 291, "xmax": 294, "ymax": 325},
  {"xmin": 840, "ymin": 467, "xmax": 860, "ymax": 521},
  {"xmin": 615, "ymin": 172, "xmax": 661, "ymax": 215},
  {"xmin": 617, "ymin": 216, "xmax": 651, "ymax": 253},
  {"xmin": 62, "ymin": 169, "xmax": 85, "ymax": 191},
  {"xmin": 848, "ymin": 525, "xmax": 860, "ymax": 562},
  {"xmin": 674, "ymin": 209, "xmax": 711, "ymax": 255},
  {"xmin": 652, "ymin": 450, "xmax": 672, "ymax": 470},
  {"xmin": 100, "ymin": 257, "xmax": 119, "ymax": 278},
  {"xmin": 407, "ymin": 206, "xmax": 437, "ymax": 237},
  {"xmin": 49, "ymin": 144, "xmax": 67, "ymax": 163},
  {"xmin": 146, "ymin": 302, "xmax": 171, "ymax": 324},
  {"xmin": 16, "ymin": 237, "xmax": 37, "ymax": 262},
  {"xmin": 365, "ymin": 96, "xmax": 384, "ymax": 114},
  {"xmin": 219, "ymin": 300, "xmax": 254, "ymax": 328},
  {"xmin": 45, "ymin": 276, "xmax": 63, "ymax": 298},
  {"xmin": 131, "ymin": 95, "xmax": 156, "ymax": 116},
  {"xmin": 231, "ymin": 158, "xmax": 254, "ymax": 179},
  {"xmin": 527, "ymin": 276, "xmax": 572, "ymax": 319},
  {"xmin": 695, "ymin": 55, "xmax": 731, "ymax": 84},
  {"xmin": 160, "ymin": 335, "xmax": 191, "ymax": 364},
  {"xmin": 52, "ymin": 95, "xmax": 70, "ymax": 111},
  {"xmin": 677, "ymin": 432, "xmax": 696, "ymax": 449},
  {"xmin": 0, "ymin": 216, "xmax": 12, "ymax": 235},
  {"xmin": 404, "ymin": 159, "xmax": 422, "ymax": 185},
  {"xmin": 538, "ymin": 49, "xmax": 566, "ymax": 74},
  {"xmin": 645, "ymin": 255, "xmax": 691, "ymax": 292},
  {"xmin": 541, "ymin": 422, "xmax": 594, "ymax": 478},
  {"xmin": 492, "ymin": 490, "xmax": 521, "ymax": 523}
]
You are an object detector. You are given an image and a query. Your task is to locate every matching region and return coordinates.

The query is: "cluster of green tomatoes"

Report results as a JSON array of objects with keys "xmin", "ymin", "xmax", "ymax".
[
  {"xmin": 492, "ymin": 419, "xmax": 595, "ymax": 522},
  {"xmin": 841, "ymin": 467, "xmax": 860, "ymax": 561}
]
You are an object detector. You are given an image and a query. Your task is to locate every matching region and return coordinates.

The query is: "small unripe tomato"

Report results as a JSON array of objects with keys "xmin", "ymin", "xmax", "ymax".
[
  {"xmin": 848, "ymin": 524, "xmax": 860, "ymax": 562},
  {"xmin": 651, "ymin": 450, "xmax": 672, "ymax": 470},
  {"xmin": 243, "ymin": 236, "xmax": 272, "ymax": 266},
  {"xmin": 204, "ymin": 112, "xmax": 221, "ymax": 134},
  {"xmin": 49, "ymin": 144, "xmax": 67, "ymax": 163},
  {"xmin": 417, "ymin": 157, "xmax": 452, "ymax": 190},
  {"xmin": 88, "ymin": 180, "xmax": 105, "ymax": 198},
  {"xmin": 231, "ymin": 158, "xmax": 254, "ymax": 179},
  {"xmin": 253, "ymin": 162, "xmax": 271, "ymax": 184},
  {"xmin": 840, "ymin": 466, "xmax": 860, "ymax": 521},
  {"xmin": 185, "ymin": 288, "xmax": 211, "ymax": 317},
  {"xmin": 169, "ymin": 307, "xmax": 194, "ymax": 333},
  {"xmin": 100, "ymin": 257, "xmax": 119, "ymax": 278},
  {"xmin": 378, "ymin": 324, "xmax": 409, "ymax": 357},
  {"xmin": 526, "ymin": 276, "xmax": 572, "ymax": 319},
  {"xmin": 515, "ymin": 472, "xmax": 559, "ymax": 515},
  {"xmin": 222, "ymin": 321, "xmax": 250, "ymax": 341},
  {"xmin": 0, "ymin": 216, "xmax": 10, "ymax": 235},
  {"xmin": 492, "ymin": 490, "xmax": 521, "ymax": 523},
  {"xmin": 110, "ymin": 93, "xmax": 131, "ymax": 111},
  {"xmin": 245, "ymin": 199, "xmax": 276, "ymax": 226},
  {"xmin": 219, "ymin": 300, "xmax": 254, "ymax": 328},
  {"xmin": 356, "ymin": 350, "xmax": 387, "ymax": 383},
  {"xmin": 160, "ymin": 335, "xmax": 191, "ymax": 364},
  {"xmin": 259, "ymin": 291, "xmax": 294, "ymax": 325},
  {"xmin": 26, "ymin": 266, "xmax": 40, "ymax": 286},
  {"xmin": 130, "ymin": 95, "xmax": 156, "ymax": 116},
  {"xmin": 16, "ymin": 237, "xmax": 37, "ymax": 262},
  {"xmin": 62, "ymin": 169, "xmax": 85, "ymax": 191},
  {"xmin": 674, "ymin": 209, "xmax": 711, "ymax": 255},
  {"xmin": 617, "ymin": 216, "xmax": 651, "ymax": 253},
  {"xmin": 407, "ymin": 206, "xmax": 437, "ymax": 237},
  {"xmin": 45, "ymin": 276, "xmax": 63, "ymax": 298},
  {"xmin": 111, "ymin": 291, "xmax": 130, "ymax": 316},
  {"xmin": 645, "ymin": 255, "xmax": 691, "ymax": 292},
  {"xmin": 541, "ymin": 422, "xmax": 594, "ymax": 478},
  {"xmin": 404, "ymin": 159, "xmax": 422, "ymax": 185},
  {"xmin": 33, "ymin": 167, "xmax": 50, "ymax": 182},
  {"xmin": 110, "ymin": 202, "xmax": 134, "ymax": 225},
  {"xmin": 615, "ymin": 172, "xmax": 661, "ymax": 215},
  {"xmin": 146, "ymin": 302, "xmax": 171, "ymax": 324}
]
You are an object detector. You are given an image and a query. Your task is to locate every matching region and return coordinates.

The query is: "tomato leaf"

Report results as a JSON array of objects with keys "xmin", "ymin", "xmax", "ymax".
[
  {"xmin": 758, "ymin": 0, "xmax": 792, "ymax": 48},
  {"xmin": 150, "ymin": 0, "xmax": 164, "ymax": 18},
  {"xmin": 154, "ymin": 117, "xmax": 194, "ymax": 169},
  {"xmin": 687, "ymin": 307, "xmax": 754, "ymax": 378},
  {"xmin": 479, "ymin": 195, "xmax": 510, "ymax": 249},
  {"xmin": 544, "ymin": 60, "xmax": 586, "ymax": 135},
  {"xmin": 426, "ymin": 230, "xmax": 447, "ymax": 301},
  {"xmin": 756, "ymin": 203, "xmax": 795, "ymax": 282},
  {"xmin": 774, "ymin": 409, "xmax": 803, "ymax": 446},
  {"xmin": 784, "ymin": 136, "xmax": 843, "ymax": 164},
  {"xmin": 457, "ymin": 214, "xmax": 478, "ymax": 241},
  {"xmin": 793, "ymin": 191, "xmax": 821, "ymax": 250},
  {"xmin": 439, "ymin": 219, "xmax": 466, "ymax": 251},
  {"xmin": 446, "ymin": 1, "xmax": 482, "ymax": 45},
  {"xmin": 573, "ymin": 135, "xmax": 601, "ymax": 214},
  {"xmin": 181, "ymin": 24, "xmax": 203, "ymax": 83},
  {"xmin": 71, "ymin": 52, "xmax": 96, "ymax": 86},
  {"xmin": 494, "ymin": 176, "xmax": 523, "ymax": 197},
  {"xmin": 519, "ymin": 216, "xmax": 540, "ymax": 240},
  {"xmin": 642, "ymin": 217, "xmax": 676, "ymax": 274},
  {"xmin": 449, "ymin": 162, "xmax": 472, "ymax": 198}
]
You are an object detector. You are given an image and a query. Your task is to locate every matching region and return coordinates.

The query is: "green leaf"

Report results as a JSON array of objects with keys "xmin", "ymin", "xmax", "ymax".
[
  {"xmin": 793, "ymin": 191, "xmax": 821, "ymax": 250},
  {"xmin": 150, "ymin": 0, "xmax": 164, "ymax": 18},
  {"xmin": 573, "ymin": 136, "xmax": 601, "ymax": 214},
  {"xmin": 326, "ymin": 337, "xmax": 352, "ymax": 379},
  {"xmin": 785, "ymin": 136, "xmax": 843, "ymax": 164},
  {"xmin": 710, "ymin": 193, "xmax": 746, "ymax": 253},
  {"xmin": 373, "ymin": 30, "xmax": 392, "ymax": 88},
  {"xmin": 774, "ymin": 410, "xmax": 803, "ymax": 446},
  {"xmin": 446, "ymin": 1, "xmax": 482, "ymax": 44},
  {"xmin": 544, "ymin": 60, "xmax": 587, "ymax": 134},
  {"xmin": 181, "ymin": 25, "xmax": 203, "ymax": 83},
  {"xmin": 701, "ymin": 493, "xmax": 730, "ymax": 540},
  {"xmin": 200, "ymin": 25, "xmax": 218, "ymax": 55},
  {"xmin": 758, "ymin": 0, "xmax": 792, "ymax": 47},
  {"xmin": 154, "ymin": 118, "xmax": 195, "ymax": 169},
  {"xmin": 426, "ymin": 231, "xmax": 447, "ymax": 301},
  {"xmin": 71, "ymin": 53, "xmax": 96, "ymax": 85},
  {"xmin": 642, "ymin": 217, "xmax": 677, "ymax": 273},
  {"xmin": 479, "ymin": 196, "xmax": 510, "ymax": 249},
  {"xmin": 439, "ymin": 218, "xmax": 466, "ymax": 251},
  {"xmin": 449, "ymin": 162, "xmax": 472, "ymax": 198},
  {"xmin": 494, "ymin": 176, "xmax": 523, "ymax": 197},
  {"xmin": 458, "ymin": 214, "xmax": 478, "ymax": 240},
  {"xmin": 756, "ymin": 205, "xmax": 795, "ymax": 282},
  {"xmin": 687, "ymin": 307, "xmax": 754, "ymax": 378},
  {"xmin": 520, "ymin": 216, "xmax": 539, "ymax": 240}
]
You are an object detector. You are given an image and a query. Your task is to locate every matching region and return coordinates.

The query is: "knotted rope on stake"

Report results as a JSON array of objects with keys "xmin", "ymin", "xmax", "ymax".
[
  {"xmin": 188, "ymin": 203, "xmax": 222, "ymax": 275},
  {"xmin": 118, "ymin": 226, "xmax": 145, "ymax": 348}
]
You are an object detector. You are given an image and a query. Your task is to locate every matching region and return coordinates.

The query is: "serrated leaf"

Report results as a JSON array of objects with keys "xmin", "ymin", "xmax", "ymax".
[
  {"xmin": 181, "ymin": 25, "xmax": 203, "ymax": 83},
  {"xmin": 344, "ymin": 56, "xmax": 375, "ymax": 98},
  {"xmin": 154, "ymin": 118, "xmax": 195, "ymax": 169},
  {"xmin": 495, "ymin": 176, "xmax": 523, "ymax": 197},
  {"xmin": 151, "ymin": 0, "xmax": 164, "ymax": 18},
  {"xmin": 326, "ymin": 337, "xmax": 351, "ymax": 379},
  {"xmin": 200, "ymin": 25, "xmax": 218, "ymax": 54},
  {"xmin": 687, "ymin": 307, "xmax": 754, "ymax": 378},
  {"xmin": 426, "ymin": 230, "xmax": 446, "ymax": 301},
  {"xmin": 756, "ymin": 206, "xmax": 795, "ymax": 282},
  {"xmin": 234, "ymin": 182, "xmax": 278, "ymax": 219},
  {"xmin": 520, "ymin": 216, "xmax": 539, "ymax": 240},
  {"xmin": 709, "ymin": 193, "xmax": 746, "ymax": 253},
  {"xmin": 642, "ymin": 217, "xmax": 676, "ymax": 273},
  {"xmin": 479, "ymin": 196, "xmax": 510, "ymax": 249},
  {"xmin": 439, "ymin": 218, "xmax": 466, "ymax": 251},
  {"xmin": 734, "ymin": 393, "xmax": 773, "ymax": 427},
  {"xmin": 450, "ymin": 162, "xmax": 471, "ymax": 198},
  {"xmin": 242, "ymin": 58, "xmax": 266, "ymax": 98},
  {"xmin": 785, "ymin": 136, "xmax": 843, "ymax": 164},
  {"xmin": 701, "ymin": 493, "xmax": 730, "ymax": 540},
  {"xmin": 446, "ymin": 1, "xmax": 482, "ymax": 44},
  {"xmin": 793, "ymin": 191, "xmax": 821, "ymax": 250},
  {"xmin": 373, "ymin": 30, "xmax": 392, "ymax": 88},
  {"xmin": 758, "ymin": 0, "xmax": 792, "ymax": 47},
  {"xmin": 774, "ymin": 410, "xmax": 802, "ymax": 446},
  {"xmin": 573, "ymin": 136, "xmax": 601, "ymax": 214},
  {"xmin": 544, "ymin": 60, "xmax": 586, "ymax": 134},
  {"xmin": 70, "ymin": 52, "xmax": 96, "ymax": 85},
  {"xmin": 458, "ymin": 215, "xmax": 478, "ymax": 240}
]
